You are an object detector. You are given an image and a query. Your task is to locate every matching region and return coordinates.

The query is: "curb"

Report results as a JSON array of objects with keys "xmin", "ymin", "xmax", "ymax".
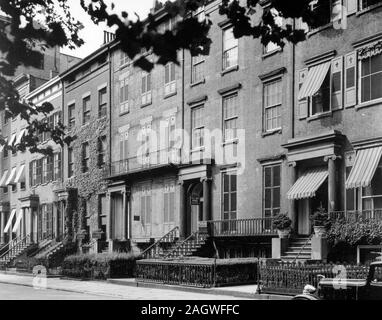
[{"xmin": 107, "ymin": 279, "xmax": 292, "ymax": 300}]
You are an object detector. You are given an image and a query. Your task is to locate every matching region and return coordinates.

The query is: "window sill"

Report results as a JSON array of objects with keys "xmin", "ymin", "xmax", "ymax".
[
  {"xmin": 190, "ymin": 147, "xmax": 205, "ymax": 153},
  {"xmin": 190, "ymin": 79, "xmax": 205, "ymax": 88},
  {"xmin": 221, "ymin": 65, "xmax": 239, "ymax": 76},
  {"xmin": 119, "ymin": 111, "xmax": 130, "ymax": 117},
  {"xmin": 262, "ymin": 48, "xmax": 282, "ymax": 59},
  {"xmin": 307, "ymin": 111, "xmax": 332, "ymax": 122},
  {"xmin": 119, "ymin": 62, "xmax": 131, "ymax": 71},
  {"xmin": 164, "ymin": 91, "xmax": 177, "ymax": 99},
  {"xmin": 356, "ymin": 3, "xmax": 382, "ymax": 17},
  {"xmin": 307, "ymin": 23, "xmax": 333, "ymax": 37},
  {"xmin": 356, "ymin": 98, "xmax": 382, "ymax": 110},
  {"xmin": 262, "ymin": 128, "xmax": 282, "ymax": 137},
  {"xmin": 222, "ymin": 139, "xmax": 239, "ymax": 146},
  {"xmin": 141, "ymin": 101, "xmax": 152, "ymax": 108}
]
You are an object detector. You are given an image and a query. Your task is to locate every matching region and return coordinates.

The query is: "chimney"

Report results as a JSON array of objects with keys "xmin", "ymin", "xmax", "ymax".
[{"xmin": 103, "ymin": 30, "xmax": 116, "ymax": 45}]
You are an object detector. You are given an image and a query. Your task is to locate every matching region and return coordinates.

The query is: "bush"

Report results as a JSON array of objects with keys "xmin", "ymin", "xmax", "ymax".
[
  {"xmin": 328, "ymin": 218, "xmax": 382, "ymax": 246},
  {"xmin": 311, "ymin": 206, "xmax": 331, "ymax": 228},
  {"xmin": 62, "ymin": 252, "xmax": 140, "ymax": 280},
  {"xmin": 272, "ymin": 213, "xmax": 292, "ymax": 230}
]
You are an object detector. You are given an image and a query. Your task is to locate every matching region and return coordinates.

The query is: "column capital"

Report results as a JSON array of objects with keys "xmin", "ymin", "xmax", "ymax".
[
  {"xmin": 177, "ymin": 180, "xmax": 185, "ymax": 186},
  {"xmin": 200, "ymin": 177, "xmax": 213, "ymax": 183},
  {"xmin": 288, "ymin": 161, "xmax": 297, "ymax": 168},
  {"xmin": 324, "ymin": 155, "xmax": 342, "ymax": 162}
]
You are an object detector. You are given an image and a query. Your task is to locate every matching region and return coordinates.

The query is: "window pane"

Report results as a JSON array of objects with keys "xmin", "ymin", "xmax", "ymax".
[
  {"xmin": 264, "ymin": 189, "xmax": 272, "ymax": 209},
  {"xmin": 230, "ymin": 192, "xmax": 237, "ymax": 212},
  {"xmin": 273, "ymin": 187, "xmax": 280, "ymax": 208},
  {"xmin": 230, "ymin": 174, "xmax": 237, "ymax": 192},
  {"xmin": 371, "ymin": 73, "xmax": 382, "ymax": 100},
  {"xmin": 362, "ymin": 59, "xmax": 370, "ymax": 77},
  {"xmin": 273, "ymin": 165, "xmax": 280, "ymax": 186},
  {"xmin": 371, "ymin": 54, "xmax": 382, "ymax": 73},
  {"xmin": 264, "ymin": 167, "xmax": 272, "ymax": 187},
  {"xmin": 362, "ymin": 77, "xmax": 371, "ymax": 102},
  {"xmin": 223, "ymin": 174, "xmax": 229, "ymax": 193},
  {"xmin": 224, "ymin": 194, "xmax": 230, "ymax": 212}
]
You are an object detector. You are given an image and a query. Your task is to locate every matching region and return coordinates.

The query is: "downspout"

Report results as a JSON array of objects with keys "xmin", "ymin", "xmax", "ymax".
[
  {"xmin": 291, "ymin": 18, "xmax": 296, "ymax": 140},
  {"xmin": 181, "ymin": 48, "xmax": 185, "ymax": 156}
]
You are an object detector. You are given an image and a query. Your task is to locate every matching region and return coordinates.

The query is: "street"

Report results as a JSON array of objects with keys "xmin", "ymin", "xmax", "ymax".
[{"xmin": 0, "ymin": 275, "xmax": 251, "ymax": 300}]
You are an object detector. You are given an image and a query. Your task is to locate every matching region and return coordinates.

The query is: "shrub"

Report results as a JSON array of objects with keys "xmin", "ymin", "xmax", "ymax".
[
  {"xmin": 328, "ymin": 218, "xmax": 382, "ymax": 246},
  {"xmin": 62, "ymin": 252, "xmax": 140, "ymax": 279},
  {"xmin": 272, "ymin": 213, "xmax": 292, "ymax": 230},
  {"xmin": 311, "ymin": 206, "xmax": 331, "ymax": 228}
]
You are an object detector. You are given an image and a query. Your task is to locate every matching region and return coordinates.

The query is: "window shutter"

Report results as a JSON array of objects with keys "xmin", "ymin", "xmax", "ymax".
[
  {"xmin": 169, "ymin": 191, "xmax": 175, "ymax": 222},
  {"xmin": 171, "ymin": 63, "xmax": 175, "ymax": 81},
  {"xmin": 146, "ymin": 194, "xmax": 151, "ymax": 224},
  {"xmin": 331, "ymin": 56, "xmax": 343, "ymax": 110},
  {"xmin": 164, "ymin": 192, "xmax": 169, "ymax": 223},
  {"xmin": 140, "ymin": 193, "xmax": 146, "ymax": 225},
  {"xmin": 346, "ymin": 0, "xmax": 357, "ymax": 15},
  {"xmin": 298, "ymin": 68, "xmax": 309, "ymax": 119},
  {"xmin": 57, "ymin": 152, "xmax": 62, "ymax": 180},
  {"xmin": 119, "ymin": 81, "xmax": 124, "ymax": 104},
  {"xmin": 165, "ymin": 64, "xmax": 169, "ymax": 84},
  {"xmin": 29, "ymin": 162, "xmax": 33, "ymax": 187},
  {"xmin": 345, "ymin": 51, "xmax": 357, "ymax": 108},
  {"xmin": 119, "ymin": 137, "xmax": 124, "ymax": 161}
]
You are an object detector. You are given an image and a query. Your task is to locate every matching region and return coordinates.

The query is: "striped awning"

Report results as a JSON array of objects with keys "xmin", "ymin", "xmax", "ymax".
[
  {"xmin": 8, "ymin": 133, "xmax": 17, "ymax": 146},
  {"xmin": 0, "ymin": 170, "xmax": 8, "ymax": 187},
  {"xmin": 14, "ymin": 164, "xmax": 25, "ymax": 184},
  {"xmin": 287, "ymin": 167, "xmax": 328, "ymax": 200},
  {"xmin": 15, "ymin": 129, "xmax": 26, "ymax": 145},
  {"xmin": 298, "ymin": 62, "xmax": 331, "ymax": 100},
  {"xmin": 345, "ymin": 147, "xmax": 382, "ymax": 189},
  {"xmin": 5, "ymin": 167, "xmax": 16, "ymax": 186},
  {"xmin": 12, "ymin": 209, "xmax": 23, "ymax": 233},
  {"xmin": 4, "ymin": 209, "xmax": 16, "ymax": 233}
]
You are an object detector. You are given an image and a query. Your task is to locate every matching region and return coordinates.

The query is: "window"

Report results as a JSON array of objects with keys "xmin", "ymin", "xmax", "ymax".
[
  {"xmin": 360, "ymin": 53, "xmax": 382, "ymax": 103},
  {"xmin": 82, "ymin": 95, "xmax": 91, "ymax": 125},
  {"xmin": 312, "ymin": 71, "xmax": 331, "ymax": 115},
  {"xmin": 161, "ymin": 16, "xmax": 177, "ymax": 33},
  {"xmin": 191, "ymin": 105, "xmax": 204, "ymax": 149},
  {"xmin": 264, "ymin": 42, "xmax": 280, "ymax": 54},
  {"xmin": 68, "ymin": 103, "xmax": 75, "ymax": 129},
  {"xmin": 53, "ymin": 152, "xmax": 61, "ymax": 181},
  {"xmin": 164, "ymin": 62, "xmax": 176, "ymax": 96},
  {"xmin": 263, "ymin": 164, "xmax": 281, "ymax": 219},
  {"xmin": 98, "ymin": 136, "xmax": 107, "ymax": 167},
  {"xmin": 82, "ymin": 142, "xmax": 90, "ymax": 173},
  {"xmin": 222, "ymin": 171, "xmax": 237, "ymax": 220},
  {"xmin": 360, "ymin": 0, "xmax": 382, "ymax": 9},
  {"xmin": 141, "ymin": 124, "xmax": 151, "ymax": 165},
  {"xmin": 30, "ymin": 161, "xmax": 37, "ymax": 187},
  {"xmin": 119, "ymin": 77, "xmax": 129, "ymax": 114},
  {"xmin": 68, "ymin": 147, "xmax": 74, "ymax": 177},
  {"xmin": 120, "ymin": 51, "xmax": 130, "ymax": 66},
  {"xmin": 140, "ymin": 186, "xmax": 152, "ymax": 225},
  {"xmin": 222, "ymin": 27, "xmax": 238, "ymax": 70},
  {"xmin": 36, "ymin": 159, "xmax": 42, "ymax": 185},
  {"xmin": 191, "ymin": 55, "xmax": 205, "ymax": 84},
  {"xmin": 47, "ymin": 155, "xmax": 53, "ymax": 182},
  {"xmin": 362, "ymin": 158, "xmax": 382, "ymax": 211},
  {"xmin": 164, "ymin": 184, "xmax": 175, "ymax": 223},
  {"xmin": 264, "ymin": 79, "xmax": 282, "ymax": 131},
  {"xmin": 223, "ymin": 93, "xmax": 238, "ymax": 141},
  {"xmin": 141, "ymin": 72, "xmax": 152, "ymax": 106},
  {"xmin": 98, "ymin": 87, "xmax": 107, "ymax": 118},
  {"xmin": 310, "ymin": 0, "xmax": 342, "ymax": 29}
]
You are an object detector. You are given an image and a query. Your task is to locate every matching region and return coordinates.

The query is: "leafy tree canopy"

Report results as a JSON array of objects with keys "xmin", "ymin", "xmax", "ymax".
[{"xmin": 0, "ymin": 0, "xmax": 327, "ymax": 153}]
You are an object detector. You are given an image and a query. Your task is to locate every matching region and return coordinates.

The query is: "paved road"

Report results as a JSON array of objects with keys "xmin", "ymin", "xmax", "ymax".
[
  {"xmin": 0, "ymin": 283, "xmax": 118, "ymax": 300},
  {"xmin": 0, "ymin": 275, "xmax": 249, "ymax": 300}
]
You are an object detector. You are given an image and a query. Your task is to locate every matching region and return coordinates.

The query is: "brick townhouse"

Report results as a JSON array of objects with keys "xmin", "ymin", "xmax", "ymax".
[{"xmin": 2, "ymin": 0, "xmax": 382, "ymax": 265}]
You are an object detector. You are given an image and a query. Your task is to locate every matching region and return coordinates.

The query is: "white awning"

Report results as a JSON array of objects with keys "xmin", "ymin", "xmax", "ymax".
[
  {"xmin": 287, "ymin": 167, "xmax": 328, "ymax": 200},
  {"xmin": 4, "ymin": 209, "xmax": 16, "ymax": 233},
  {"xmin": 5, "ymin": 167, "xmax": 16, "ymax": 185},
  {"xmin": 0, "ymin": 139, "xmax": 6, "ymax": 153},
  {"xmin": 346, "ymin": 147, "xmax": 382, "ymax": 189},
  {"xmin": 8, "ymin": 133, "xmax": 17, "ymax": 146},
  {"xmin": 298, "ymin": 62, "xmax": 331, "ymax": 100},
  {"xmin": 0, "ymin": 170, "xmax": 9, "ymax": 187},
  {"xmin": 15, "ymin": 129, "xmax": 26, "ymax": 145},
  {"xmin": 12, "ymin": 209, "xmax": 23, "ymax": 233},
  {"xmin": 14, "ymin": 164, "xmax": 25, "ymax": 184}
]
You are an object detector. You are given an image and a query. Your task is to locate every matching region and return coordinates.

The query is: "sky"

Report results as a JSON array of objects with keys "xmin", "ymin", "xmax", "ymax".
[{"xmin": 61, "ymin": 0, "xmax": 155, "ymax": 58}]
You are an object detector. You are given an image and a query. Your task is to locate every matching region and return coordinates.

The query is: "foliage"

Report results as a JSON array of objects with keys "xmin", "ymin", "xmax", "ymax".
[
  {"xmin": 1, "ymin": 0, "xmax": 326, "ymax": 153},
  {"xmin": 311, "ymin": 206, "xmax": 331, "ymax": 228},
  {"xmin": 328, "ymin": 218, "xmax": 382, "ymax": 246},
  {"xmin": 272, "ymin": 213, "xmax": 292, "ymax": 230},
  {"xmin": 62, "ymin": 252, "xmax": 140, "ymax": 279}
]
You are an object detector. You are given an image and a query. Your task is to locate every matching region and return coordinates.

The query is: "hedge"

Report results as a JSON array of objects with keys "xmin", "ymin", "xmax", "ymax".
[{"xmin": 62, "ymin": 252, "xmax": 140, "ymax": 280}]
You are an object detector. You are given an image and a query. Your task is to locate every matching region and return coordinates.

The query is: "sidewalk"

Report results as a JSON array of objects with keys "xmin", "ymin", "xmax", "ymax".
[{"xmin": 0, "ymin": 272, "xmax": 291, "ymax": 300}]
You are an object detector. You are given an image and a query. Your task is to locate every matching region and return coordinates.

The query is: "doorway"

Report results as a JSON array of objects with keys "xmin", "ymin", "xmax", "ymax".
[{"xmin": 187, "ymin": 182, "xmax": 203, "ymax": 236}]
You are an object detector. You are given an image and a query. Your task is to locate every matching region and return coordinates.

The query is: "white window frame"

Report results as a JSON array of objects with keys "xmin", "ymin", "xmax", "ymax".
[
  {"xmin": 164, "ymin": 62, "xmax": 176, "ymax": 96},
  {"xmin": 141, "ymin": 72, "xmax": 152, "ymax": 106},
  {"xmin": 119, "ymin": 77, "xmax": 129, "ymax": 114},
  {"xmin": 358, "ymin": 51, "xmax": 382, "ymax": 106},
  {"xmin": 191, "ymin": 104, "xmax": 205, "ymax": 150},
  {"xmin": 222, "ymin": 92, "xmax": 239, "ymax": 142},
  {"xmin": 222, "ymin": 26, "xmax": 238, "ymax": 71},
  {"xmin": 263, "ymin": 78, "xmax": 282, "ymax": 132}
]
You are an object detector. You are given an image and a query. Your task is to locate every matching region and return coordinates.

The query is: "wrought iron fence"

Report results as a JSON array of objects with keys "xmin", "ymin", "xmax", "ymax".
[
  {"xmin": 207, "ymin": 218, "xmax": 277, "ymax": 237},
  {"xmin": 330, "ymin": 210, "xmax": 382, "ymax": 222},
  {"xmin": 136, "ymin": 260, "xmax": 215, "ymax": 288},
  {"xmin": 258, "ymin": 261, "xmax": 370, "ymax": 295}
]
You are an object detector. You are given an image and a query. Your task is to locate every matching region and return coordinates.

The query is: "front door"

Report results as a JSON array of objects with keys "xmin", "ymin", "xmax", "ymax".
[
  {"xmin": 187, "ymin": 182, "xmax": 203, "ymax": 236},
  {"xmin": 298, "ymin": 199, "xmax": 311, "ymax": 235}
]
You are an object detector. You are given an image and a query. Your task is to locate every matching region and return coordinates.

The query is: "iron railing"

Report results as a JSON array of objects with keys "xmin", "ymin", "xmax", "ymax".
[
  {"xmin": 207, "ymin": 217, "xmax": 277, "ymax": 237},
  {"xmin": 330, "ymin": 210, "xmax": 382, "ymax": 222},
  {"xmin": 0, "ymin": 234, "xmax": 32, "ymax": 264},
  {"xmin": 141, "ymin": 226, "xmax": 179, "ymax": 259},
  {"xmin": 110, "ymin": 148, "xmax": 181, "ymax": 176}
]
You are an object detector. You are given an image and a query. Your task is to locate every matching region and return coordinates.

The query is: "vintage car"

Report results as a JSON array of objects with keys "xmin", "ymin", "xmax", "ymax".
[{"xmin": 293, "ymin": 262, "xmax": 382, "ymax": 300}]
